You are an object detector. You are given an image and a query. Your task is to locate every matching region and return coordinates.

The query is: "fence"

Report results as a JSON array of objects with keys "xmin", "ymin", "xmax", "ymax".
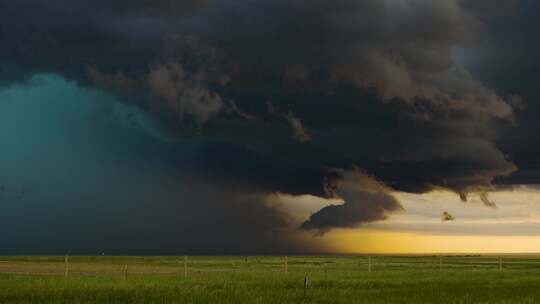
[{"xmin": 0, "ymin": 255, "xmax": 539, "ymax": 278}]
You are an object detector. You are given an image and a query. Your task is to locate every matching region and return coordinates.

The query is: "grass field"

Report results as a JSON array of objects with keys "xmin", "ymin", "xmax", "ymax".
[{"xmin": 1, "ymin": 255, "xmax": 540, "ymax": 303}]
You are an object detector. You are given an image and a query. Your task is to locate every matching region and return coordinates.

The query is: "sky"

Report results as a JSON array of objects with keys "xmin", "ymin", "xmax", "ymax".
[{"xmin": 1, "ymin": 0, "xmax": 540, "ymax": 254}]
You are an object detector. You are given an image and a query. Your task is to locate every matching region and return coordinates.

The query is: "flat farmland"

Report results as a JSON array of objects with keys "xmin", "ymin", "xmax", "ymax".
[{"xmin": 1, "ymin": 255, "xmax": 540, "ymax": 303}]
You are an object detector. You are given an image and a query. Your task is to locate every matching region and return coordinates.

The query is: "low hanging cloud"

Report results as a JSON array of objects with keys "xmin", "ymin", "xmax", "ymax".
[
  {"xmin": 441, "ymin": 211, "xmax": 456, "ymax": 223},
  {"xmin": 301, "ymin": 170, "xmax": 403, "ymax": 232},
  {"xmin": 479, "ymin": 192, "xmax": 497, "ymax": 208}
]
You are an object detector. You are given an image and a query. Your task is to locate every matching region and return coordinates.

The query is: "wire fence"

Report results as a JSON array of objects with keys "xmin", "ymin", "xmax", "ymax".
[{"xmin": 1, "ymin": 255, "xmax": 540, "ymax": 278}]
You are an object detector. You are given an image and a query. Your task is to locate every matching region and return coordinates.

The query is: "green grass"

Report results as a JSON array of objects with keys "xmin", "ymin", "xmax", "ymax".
[{"xmin": 1, "ymin": 255, "xmax": 540, "ymax": 303}]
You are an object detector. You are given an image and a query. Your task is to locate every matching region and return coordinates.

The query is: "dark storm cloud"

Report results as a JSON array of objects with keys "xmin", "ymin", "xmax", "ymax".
[
  {"xmin": 459, "ymin": 0, "xmax": 519, "ymax": 16},
  {"xmin": 459, "ymin": 0, "xmax": 540, "ymax": 187},
  {"xmin": 0, "ymin": 75, "xmax": 324, "ymax": 254},
  {"xmin": 0, "ymin": 0, "xmax": 526, "ymax": 232},
  {"xmin": 301, "ymin": 170, "xmax": 403, "ymax": 232}
]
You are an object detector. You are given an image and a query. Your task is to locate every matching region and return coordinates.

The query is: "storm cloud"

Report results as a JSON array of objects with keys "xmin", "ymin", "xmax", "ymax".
[
  {"xmin": 0, "ymin": 74, "xmax": 325, "ymax": 254},
  {"xmin": 301, "ymin": 170, "xmax": 403, "ymax": 232},
  {"xmin": 0, "ymin": 0, "xmax": 532, "ymax": 247}
]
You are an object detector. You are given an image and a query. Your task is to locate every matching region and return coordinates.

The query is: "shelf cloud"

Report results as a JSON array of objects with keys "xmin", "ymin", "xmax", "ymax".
[{"xmin": 1, "ymin": 0, "xmax": 537, "ymax": 251}]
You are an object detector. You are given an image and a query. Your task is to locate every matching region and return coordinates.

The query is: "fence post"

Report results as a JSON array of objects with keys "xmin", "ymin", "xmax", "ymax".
[
  {"xmin": 184, "ymin": 255, "xmax": 188, "ymax": 278},
  {"xmin": 303, "ymin": 275, "xmax": 309, "ymax": 298},
  {"xmin": 439, "ymin": 256, "xmax": 442, "ymax": 271},
  {"xmin": 499, "ymin": 256, "xmax": 503, "ymax": 272},
  {"xmin": 368, "ymin": 256, "xmax": 372, "ymax": 273},
  {"xmin": 64, "ymin": 254, "xmax": 69, "ymax": 277},
  {"xmin": 285, "ymin": 256, "xmax": 288, "ymax": 275},
  {"xmin": 123, "ymin": 264, "xmax": 128, "ymax": 280}
]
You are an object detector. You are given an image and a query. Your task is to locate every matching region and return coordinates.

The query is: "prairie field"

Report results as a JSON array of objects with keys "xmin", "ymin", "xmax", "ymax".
[{"xmin": 1, "ymin": 255, "xmax": 540, "ymax": 303}]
